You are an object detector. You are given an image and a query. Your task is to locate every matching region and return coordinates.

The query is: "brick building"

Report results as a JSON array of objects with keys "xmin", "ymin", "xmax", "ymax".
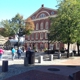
[{"xmin": 25, "ymin": 5, "xmax": 64, "ymax": 51}]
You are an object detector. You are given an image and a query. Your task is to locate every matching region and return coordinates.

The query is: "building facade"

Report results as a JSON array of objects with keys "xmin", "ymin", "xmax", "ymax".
[{"xmin": 25, "ymin": 5, "xmax": 64, "ymax": 51}]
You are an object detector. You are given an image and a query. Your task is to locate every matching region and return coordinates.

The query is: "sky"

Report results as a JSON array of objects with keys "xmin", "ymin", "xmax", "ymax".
[{"xmin": 0, "ymin": 0, "xmax": 58, "ymax": 21}]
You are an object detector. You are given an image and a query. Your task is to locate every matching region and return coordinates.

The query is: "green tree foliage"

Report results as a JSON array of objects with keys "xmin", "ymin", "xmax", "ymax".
[
  {"xmin": 50, "ymin": 0, "xmax": 80, "ymax": 57},
  {"xmin": 0, "ymin": 13, "xmax": 35, "ymax": 37},
  {"xmin": 0, "ymin": 13, "xmax": 35, "ymax": 49},
  {"xmin": 25, "ymin": 18, "xmax": 35, "ymax": 35},
  {"xmin": 0, "ymin": 13, "xmax": 24, "ymax": 37},
  {"xmin": 0, "ymin": 20, "xmax": 15, "ymax": 37}
]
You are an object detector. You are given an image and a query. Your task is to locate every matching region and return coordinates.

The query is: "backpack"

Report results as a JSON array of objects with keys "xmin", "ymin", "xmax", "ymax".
[{"xmin": 17, "ymin": 49, "xmax": 22, "ymax": 54}]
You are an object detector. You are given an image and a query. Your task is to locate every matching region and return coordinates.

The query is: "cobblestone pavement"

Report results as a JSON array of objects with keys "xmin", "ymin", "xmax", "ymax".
[{"xmin": 0, "ymin": 50, "xmax": 80, "ymax": 80}]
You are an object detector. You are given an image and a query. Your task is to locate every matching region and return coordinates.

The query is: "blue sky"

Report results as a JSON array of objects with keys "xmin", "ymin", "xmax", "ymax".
[{"xmin": 0, "ymin": 0, "xmax": 58, "ymax": 21}]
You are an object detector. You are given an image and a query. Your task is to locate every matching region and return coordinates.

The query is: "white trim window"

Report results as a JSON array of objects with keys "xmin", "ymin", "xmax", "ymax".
[
  {"xmin": 40, "ymin": 22, "xmax": 43, "ymax": 30},
  {"xmin": 36, "ymin": 23, "xmax": 39, "ymax": 30},
  {"xmin": 40, "ymin": 32, "xmax": 43, "ymax": 39},
  {"xmin": 56, "ymin": 42, "xmax": 60, "ymax": 50},
  {"xmin": 45, "ymin": 22, "xmax": 49, "ymax": 29},
  {"xmin": 39, "ymin": 13, "xmax": 46, "ymax": 18},
  {"xmin": 50, "ymin": 44, "xmax": 54, "ymax": 50},
  {"xmin": 31, "ymin": 33, "xmax": 34, "ymax": 40},
  {"xmin": 36, "ymin": 33, "xmax": 38, "ymax": 39},
  {"xmin": 27, "ymin": 43, "xmax": 29, "ymax": 48},
  {"xmin": 51, "ymin": 11, "xmax": 54, "ymax": 15},
  {"xmin": 45, "ymin": 33, "xmax": 48, "ymax": 39},
  {"xmin": 27, "ymin": 35, "xmax": 30, "ymax": 40},
  {"xmin": 36, "ymin": 43, "xmax": 38, "ymax": 49}
]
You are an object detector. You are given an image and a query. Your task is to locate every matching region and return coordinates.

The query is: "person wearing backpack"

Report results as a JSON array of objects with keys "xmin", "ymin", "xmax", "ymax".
[{"xmin": 17, "ymin": 47, "xmax": 23, "ymax": 59}]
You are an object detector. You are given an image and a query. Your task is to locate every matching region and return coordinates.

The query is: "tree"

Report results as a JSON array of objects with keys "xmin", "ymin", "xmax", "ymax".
[
  {"xmin": 0, "ymin": 20, "xmax": 15, "ymax": 37},
  {"xmin": 75, "ymin": 0, "xmax": 80, "ymax": 55},
  {"xmin": 25, "ymin": 18, "xmax": 35, "ymax": 34},
  {"xmin": 49, "ymin": 0, "xmax": 80, "ymax": 58},
  {"xmin": 0, "ymin": 14, "xmax": 35, "ymax": 49}
]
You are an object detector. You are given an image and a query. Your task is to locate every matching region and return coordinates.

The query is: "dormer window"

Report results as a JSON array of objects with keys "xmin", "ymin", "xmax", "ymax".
[
  {"xmin": 39, "ymin": 13, "xmax": 46, "ymax": 18},
  {"xmin": 32, "ymin": 16, "xmax": 35, "ymax": 19},
  {"xmin": 51, "ymin": 11, "xmax": 54, "ymax": 15}
]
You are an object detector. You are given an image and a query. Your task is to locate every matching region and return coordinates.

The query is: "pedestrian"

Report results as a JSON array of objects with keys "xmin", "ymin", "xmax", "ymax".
[
  {"xmin": 22, "ymin": 47, "xmax": 25, "ymax": 52},
  {"xmin": 17, "ymin": 47, "xmax": 23, "ymax": 59},
  {"xmin": 27, "ymin": 45, "xmax": 31, "ymax": 51},
  {"xmin": 0, "ymin": 47, "xmax": 4, "ymax": 60},
  {"xmin": 11, "ymin": 47, "xmax": 16, "ymax": 60}
]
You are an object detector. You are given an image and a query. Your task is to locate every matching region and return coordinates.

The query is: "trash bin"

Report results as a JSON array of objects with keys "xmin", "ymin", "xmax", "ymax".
[
  {"xmin": 2, "ymin": 60, "xmax": 8, "ymax": 72},
  {"xmin": 71, "ymin": 52, "xmax": 74, "ymax": 57},
  {"xmin": 26, "ymin": 51, "xmax": 35, "ymax": 64},
  {"xmin": 73, "ymin": 50, "xmax": 76, "ymax": 55}
]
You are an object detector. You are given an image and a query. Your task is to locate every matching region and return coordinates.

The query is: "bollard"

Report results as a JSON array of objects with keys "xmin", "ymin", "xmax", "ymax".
[
  {"xmin": 49, "ymin": 54, "xmax": 53, "ymax": 61},
  {"xmin": 2, "ymin": 60, "xmax": 8, "ymax": 72},
  {"xmin": 24, "ymin": 57, "xmax": 28, "ymax": 66},
  {"xmin": 72, "ymin": 52, "xmax": 74, "ymax": 57},
  {"xmin": 58, "ymin": 53, "xmax": 61, "ymax": 59},
  {"xmin": 38, "ymin": 56, "xmax": 43, "ymax": 63}
]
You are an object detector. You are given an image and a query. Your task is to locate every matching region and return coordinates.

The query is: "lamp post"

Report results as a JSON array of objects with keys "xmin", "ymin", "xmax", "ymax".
[{"xmin": 17, "ymin": 20, "xmax": 24, "ymax": 49}]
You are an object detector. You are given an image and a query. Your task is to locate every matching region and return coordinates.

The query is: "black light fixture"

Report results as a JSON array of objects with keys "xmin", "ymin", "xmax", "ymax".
[
  {"xmin": 17, "ymin": 20, "xmax": 24, "ymax": 48},
  {"xmin": 18, "ymin": 27, "xmax": 24, "ymax": 37}
]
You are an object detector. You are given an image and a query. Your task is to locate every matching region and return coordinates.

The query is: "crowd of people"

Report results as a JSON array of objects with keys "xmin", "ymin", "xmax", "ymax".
[
  {"xmin": 11, "ymin": 47, "xmax": 24, "ymax": 60},
  {"xmin": 0, "ymin": 46, "xmax": 24, "ymax": 60},
  {"xmin": 0, "ymin": 45, "xmax": 37, "ymax": 60}
]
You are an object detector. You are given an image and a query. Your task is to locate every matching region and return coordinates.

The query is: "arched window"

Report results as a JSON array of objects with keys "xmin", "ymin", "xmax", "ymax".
[
  {"xmin": 31, "ymin": 33, "xmax": 34, "ymax": 40},
  {"xmin": 36, "ymin": 43, "xmax": 38, "ymax": 49},
  {"xmin": 45, "ymin": 22, "xmax": 49, "ymax": 29},
  {"xmin": 36, "ymin": 33, "xmax": 38, "ymax": 39},
  {"xmin": 40, "ymin": 22, "xmax": 43, "ymax": 30},
  {"xmin": 51, "ymin": 11, "xmax": 54, "ymax": 15},
  {"xmin": 36, "ymin": 23, "xmax": 39, "ymax": 30},
  {"xmin": 45, "ymin": 33, "xmax": 48, "ymax": 39},
  {"xmin": 39, "ymin": 13, "xmax": 46, "ymax": 18},
  {"xmin": 40, "ymin": 32, "xmax": 43, "ymax": 39},
  {"xmin": 56, "ymin": 42, "xmax": 60, "ymax": 50},
  {"xmin": 27, "ymin": 35, "xmax": 30, "ymax": 40}
]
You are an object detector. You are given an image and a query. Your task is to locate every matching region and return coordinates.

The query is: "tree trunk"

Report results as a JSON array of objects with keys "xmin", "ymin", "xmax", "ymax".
[
  {"xmin": 18, "ymin": 36, "xmax": 20, "ymax": 49},
  {"xmin": 77, "ymin": 43, "xmax": 80, "ymax": 56},
  {"xmin": 67, "ymin": 42, "xmax": 70, "ymax": 58}
]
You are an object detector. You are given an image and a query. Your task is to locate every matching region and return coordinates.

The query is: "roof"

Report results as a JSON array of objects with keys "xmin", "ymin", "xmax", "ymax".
[
  {"xmin": 25, "ymin": 4, "xmax": 57, "ymax": 20},
  {"xmin": 0, "ymin": 35, "xmax": 8, "ymax": 45}
]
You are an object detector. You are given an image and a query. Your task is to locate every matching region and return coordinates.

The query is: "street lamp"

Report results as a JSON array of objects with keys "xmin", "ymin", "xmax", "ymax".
[{"xmin": 17, "ymin": 20, "xmax": 24, "ymax": 49}]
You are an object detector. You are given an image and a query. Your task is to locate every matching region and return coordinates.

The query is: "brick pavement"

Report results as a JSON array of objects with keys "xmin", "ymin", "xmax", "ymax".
[
  {"xmin": 0, "ymin": 56, "xmax": 80, "ymax": 80},
  {"xmin": 4, "ymin": 70, "xmax": 70, "ymax": 80}
]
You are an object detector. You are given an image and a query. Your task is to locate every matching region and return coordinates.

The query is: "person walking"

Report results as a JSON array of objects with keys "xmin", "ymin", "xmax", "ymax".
[
  {"xmin": 0, "ymin": 47, "xmax": 4, "ymax": 60},
  {"xmin": 17, "ymin": 47, "xmax": 23, "ymax": 59},
  {"xmin": 27, "ymin": 45, "xmax": 31, "ymax": 51},
  {"xmin": 11, "ymin": 47, "xmax": 16, "ymax": 60}
]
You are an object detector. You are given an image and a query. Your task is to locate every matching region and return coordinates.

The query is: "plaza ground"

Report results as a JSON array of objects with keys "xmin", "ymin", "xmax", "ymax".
[{"xmin": 0, "ymin": 50, "xmax": 80, "ymax": 80}]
